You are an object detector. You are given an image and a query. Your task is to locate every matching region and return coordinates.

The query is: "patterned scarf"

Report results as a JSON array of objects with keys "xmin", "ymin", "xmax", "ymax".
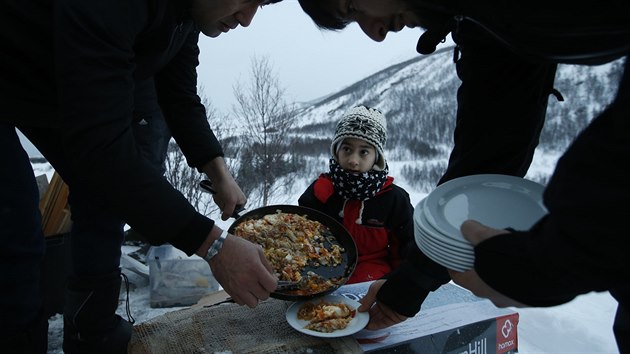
[{"xmin": 328, "ymin": 158, "xmax": 388, "ymax": 201}]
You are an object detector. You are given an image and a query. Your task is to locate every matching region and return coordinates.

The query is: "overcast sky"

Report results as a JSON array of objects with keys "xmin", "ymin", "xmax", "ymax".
[{"xmin": 197, "ymin": 0, "xmax": 451, "ymax": 113}]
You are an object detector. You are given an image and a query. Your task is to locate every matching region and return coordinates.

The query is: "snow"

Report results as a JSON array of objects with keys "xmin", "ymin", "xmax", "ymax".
[{"xmin": 515, "ymin": 293, "xmax": 619, "ymax": 353}]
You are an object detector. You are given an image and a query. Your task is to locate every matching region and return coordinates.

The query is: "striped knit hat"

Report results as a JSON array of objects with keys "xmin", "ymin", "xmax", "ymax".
[{"xmin": 330, "ymin": 105, "xmax": 387, "ymax": 171}]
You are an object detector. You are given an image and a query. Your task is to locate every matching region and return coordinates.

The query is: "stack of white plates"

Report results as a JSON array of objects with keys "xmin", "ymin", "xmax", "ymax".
[{"xmin": 414, "ymin": 174, "xmax": 548, "ymax": 272}]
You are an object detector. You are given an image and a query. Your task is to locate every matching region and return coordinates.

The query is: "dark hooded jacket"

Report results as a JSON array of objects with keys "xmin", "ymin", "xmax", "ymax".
[
  {"xmin": 375, "ymin": 0, "xmax": 630, "ymax": 322},
  {"xmin": 0, "ymin": 0, "xmax": 219, "ymax": 254}
]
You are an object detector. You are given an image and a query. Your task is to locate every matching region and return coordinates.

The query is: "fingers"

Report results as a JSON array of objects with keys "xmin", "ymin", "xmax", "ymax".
[
  {"xmin": 220, "ymin": 200, "xmax": 236, "ymax": 221},
  {"xmin": 460, "ymin": 220, "xmax": 510, "ymax": 245},
  {"xmin": 358, "ymin": 280, "xmax": 407, "ymax": 330},
  {"xmin": 358, "ymin": 293, "xmax": 376, "ymax": 313},
  {"xmin": 358, "ymin": 279, "xmax": 384, "ymax": 312},
  {"xmin": 365, "ymin": 303, "xmax": 408, "ymax": 330},
  {"xmin": 219, "ymin": 276, "xmax": 272, "ymax": 308},
  {"xmin": 257, "ymin": 246, "xmax": 276, "ymax": 277},
  {"xmin": 229, "ymin": 291, "xmax": 259, "ymax": 308},
  {"xmin": 219, "ymin": 196, "xmax": 245, "ymax": 220},
  {"xmin": 209, "ymin": 235, "xmax": 275, "ymax": 308},
  {"xmin": 210, "ymin": 178, "xmax": 247, "ymax": 220},
  {"xmin": 216, "ymin": 193, "xmax": 239, "ymax": 221}
]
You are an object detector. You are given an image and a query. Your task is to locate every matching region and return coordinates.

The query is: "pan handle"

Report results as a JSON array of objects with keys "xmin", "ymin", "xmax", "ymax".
[
  {"xmin": 199, "ymin": 180, "xmax": 245, "ymax": 219},
  {"xmin": 276, "ymin": 280, "xmax": 301, "ymax": 291}
]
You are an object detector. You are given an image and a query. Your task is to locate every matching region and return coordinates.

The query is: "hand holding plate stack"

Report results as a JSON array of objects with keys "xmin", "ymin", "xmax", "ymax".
[{"xmin": 415, "ymin": 174, "xmax": 548, "ymax": 272}]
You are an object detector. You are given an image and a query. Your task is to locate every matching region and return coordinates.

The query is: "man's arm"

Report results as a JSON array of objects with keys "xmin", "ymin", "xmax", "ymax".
[
  {"xmin": 455, "ymin": 67, "xmax": 630, "ymax": 306},
  {"xmin": 154, "ymin": 26, "xmax": 225, "ymax": 169},
  {"xmin": 54, "ymin": 0, "xmax": 213, "ymax": 252}
]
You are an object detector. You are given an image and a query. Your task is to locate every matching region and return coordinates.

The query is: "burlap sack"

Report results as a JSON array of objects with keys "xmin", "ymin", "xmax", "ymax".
[{"xmin": 129, "ymin": 296, "xmax": 362, "ymax": 354}]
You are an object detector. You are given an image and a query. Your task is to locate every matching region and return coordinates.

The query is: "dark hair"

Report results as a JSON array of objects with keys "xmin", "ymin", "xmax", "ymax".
[
  {"xmin": 297, "ymin": 0, "xmax": 349, "ymax": 30},
  {"xmin": 297, "ymin": 0, "xmax": 452, "ymax": 34},
  {"xmin": 261, "ymin": 0, "xmax": 283, "ymax": 5}
]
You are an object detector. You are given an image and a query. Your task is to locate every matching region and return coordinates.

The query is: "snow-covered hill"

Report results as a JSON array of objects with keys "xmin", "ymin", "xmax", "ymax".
[{"xmin": 286, "ymin": 48, "xmax": 624, "ymax": 193}]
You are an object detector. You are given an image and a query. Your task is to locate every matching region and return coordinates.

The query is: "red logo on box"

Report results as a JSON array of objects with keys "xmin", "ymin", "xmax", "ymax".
[{"xmin": 496, "ymin": 313, "xmax": 519, "ymax": 353}]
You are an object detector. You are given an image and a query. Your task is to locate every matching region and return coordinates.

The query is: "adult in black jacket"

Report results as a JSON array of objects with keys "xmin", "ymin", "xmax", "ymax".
[
  {"xmin": 0, "ymin": 0, "xmax": 282, "ymax": 352},
  {"xmin": 295, "ymin": 0, "xmax": 630, "ymax": 352}
]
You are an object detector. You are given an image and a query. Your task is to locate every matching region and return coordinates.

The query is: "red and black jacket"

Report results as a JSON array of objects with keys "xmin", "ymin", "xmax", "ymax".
[{"xmin": 299, "ymin": 174, "xmax": 415, "ymax": 284}]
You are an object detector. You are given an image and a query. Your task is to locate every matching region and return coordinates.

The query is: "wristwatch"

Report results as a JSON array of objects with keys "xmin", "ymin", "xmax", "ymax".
[{"xmin": 203, "ymin": 229, "xmax": 229, "ymax": 262}]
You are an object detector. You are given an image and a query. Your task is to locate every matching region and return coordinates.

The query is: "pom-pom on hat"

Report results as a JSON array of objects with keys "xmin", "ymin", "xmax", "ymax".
[{"xmin": 330, "ymin": 105, "xmax": 387, "ymax": 171}]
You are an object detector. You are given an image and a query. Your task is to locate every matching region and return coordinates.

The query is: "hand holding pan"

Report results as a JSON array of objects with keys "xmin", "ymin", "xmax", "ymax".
[
  {"xmin": 227, "ymin": 205, "xmax": 358, "ymax": 301},
  {"xmin": 199, "ymin": 180, "xmax": 245, "ymax": 219}
]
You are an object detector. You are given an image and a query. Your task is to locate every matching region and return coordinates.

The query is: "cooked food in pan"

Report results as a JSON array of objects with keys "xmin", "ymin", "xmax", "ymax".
[{"xmin": 232, "ymin": 210, "xmax": 346, "ymax": 293}]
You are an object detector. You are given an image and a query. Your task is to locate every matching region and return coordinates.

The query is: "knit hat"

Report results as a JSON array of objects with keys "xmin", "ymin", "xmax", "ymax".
[{"xmin": 330, "ymin": 105, "xmax": 387, "ymax": 171}]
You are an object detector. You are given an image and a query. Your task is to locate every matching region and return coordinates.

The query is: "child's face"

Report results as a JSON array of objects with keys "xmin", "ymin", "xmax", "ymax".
[{"xmin": 336, "ymin": 138, "xmax": 377, "ymax": 173}]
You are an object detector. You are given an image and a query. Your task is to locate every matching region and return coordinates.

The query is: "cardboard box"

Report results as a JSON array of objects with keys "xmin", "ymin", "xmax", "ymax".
[
  {"xmin": 147, "ymin": 244, "xmax": 220, "ymax": 308},
  {"xmin": 332, "ymin": 282, "xmax": 519, "ymax": 354}
]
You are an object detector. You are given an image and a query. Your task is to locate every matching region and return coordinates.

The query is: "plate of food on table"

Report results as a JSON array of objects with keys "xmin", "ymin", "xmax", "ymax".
[{"xmin": 285, "ymin": 294, "xmax": 369, "ymax": 337}]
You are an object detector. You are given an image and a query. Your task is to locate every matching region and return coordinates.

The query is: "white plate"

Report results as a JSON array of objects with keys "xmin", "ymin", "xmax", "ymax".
[
  {"xmin": 417, "ymin": 242, "xmax": 472, "ymax": 272},
  {"xmin": 415, "ymin": 226, "xmax": 472, "ymax": 264},
  {"xmin": 285, "ymin": 294, "xmax": 369, "ymax": 338},
  {"xmin": 416, "ymin": 232, "xmax": 473, "ymax": 272},
  {"xmin": 424, "ymin": 174, "xmax": 547, "ymax": 241},
  {"xmin": 418, "ymin": 229, "xmax": 475, "ymax": 261},
  {"xmin": 414, "ymin": 200, "xmax": 472, "ymax": 249}
]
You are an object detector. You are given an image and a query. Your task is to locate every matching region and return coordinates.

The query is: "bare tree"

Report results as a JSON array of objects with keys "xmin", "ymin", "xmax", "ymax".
[
  {"xmin": 164, "ymin": 141, "xmax": 212, "ymax": 214},
  {"xmin": 232, "ymin": 55, "xmax": 303, "ymax": 206}
]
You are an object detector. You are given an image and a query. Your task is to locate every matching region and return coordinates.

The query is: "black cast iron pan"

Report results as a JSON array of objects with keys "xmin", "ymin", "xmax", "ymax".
[{"xmin": 227, "ymin": 204, "xmax": 357, "ymax": 301}]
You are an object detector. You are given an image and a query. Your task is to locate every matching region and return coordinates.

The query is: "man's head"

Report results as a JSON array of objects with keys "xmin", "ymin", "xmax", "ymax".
[
  {"xmin": 331, "ymin": 105, "xmax": 387, "ymax": 171},
  {"xmin": 297, "ymin": 0, "xmax": 423, "ymax": 42},
  {"xmin": 191, "ymin": 0, "xmax": 282, "ymax": 38}
]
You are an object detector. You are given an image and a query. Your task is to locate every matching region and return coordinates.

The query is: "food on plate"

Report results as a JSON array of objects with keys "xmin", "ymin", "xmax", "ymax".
[
  {"xmin": 232, "ymin": 210, "xmax": 346, "ymax": 294},
  {"xmin": 297, "ymin": 300, "xmax": 356, "ymax": 333}
]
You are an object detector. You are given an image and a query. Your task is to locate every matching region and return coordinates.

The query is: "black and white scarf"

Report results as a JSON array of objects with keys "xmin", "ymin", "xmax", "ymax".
[{"xmin": 328, "ymin": 158, "xmax": 388, "ymax": 201}]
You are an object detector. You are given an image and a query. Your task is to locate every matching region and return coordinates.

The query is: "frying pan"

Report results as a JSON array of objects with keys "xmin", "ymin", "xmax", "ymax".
[{"xmin": 227, "ymin": 204, "xmax": 358, "ymax": 301}]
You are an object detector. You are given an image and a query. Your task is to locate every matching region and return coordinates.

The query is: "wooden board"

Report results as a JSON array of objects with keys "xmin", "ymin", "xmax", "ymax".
[{"xmin": 39, "ymin": 172, "xmax": 72, "ymax": 237}]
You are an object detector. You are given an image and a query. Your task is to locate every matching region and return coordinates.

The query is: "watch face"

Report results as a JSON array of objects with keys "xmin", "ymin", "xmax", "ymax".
[{"xmin": 205, "ymin": 230, "xmax": 228, "ymax": 261}]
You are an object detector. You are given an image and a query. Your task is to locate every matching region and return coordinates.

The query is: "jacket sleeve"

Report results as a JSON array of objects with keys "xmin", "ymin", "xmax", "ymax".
[
  {"xmin": 297, "ymin": 181, "xmax": 323, "ymax": 209},
  {"xmin": 375, "ymin": 186, "xmax": 449, "ymax": 317},
  {"xmin": 474, "ymin": 62, "xmax": 630, "ymax": 305},
  {"xmin": 377, "ymin": 242, "xmax": 451, "ymax": 317},
  {"xmin": 438, "ymin": 23, "xmax": 558, "ymax": 185},
  {"xmin": 155, "ymin": 27, "xmax": 224, "ymax": 170},
  {"xmin": 386, "ymin": 185, "xmax": 415, "ymax": 269},
  {"xmin": 53, "ymin": 0, "xmax": 212, "ymax": 255}
]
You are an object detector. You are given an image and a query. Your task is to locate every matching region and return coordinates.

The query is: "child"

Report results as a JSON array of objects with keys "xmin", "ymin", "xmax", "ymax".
[{"xmin": 298, "ymin": 105, "xmax": 415, "ymax": 284}]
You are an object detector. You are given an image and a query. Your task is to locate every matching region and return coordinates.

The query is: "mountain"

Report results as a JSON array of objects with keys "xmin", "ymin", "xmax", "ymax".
[{"xmin": 289, "ymin": 46, "xmax": 625, "ymax": 191}]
